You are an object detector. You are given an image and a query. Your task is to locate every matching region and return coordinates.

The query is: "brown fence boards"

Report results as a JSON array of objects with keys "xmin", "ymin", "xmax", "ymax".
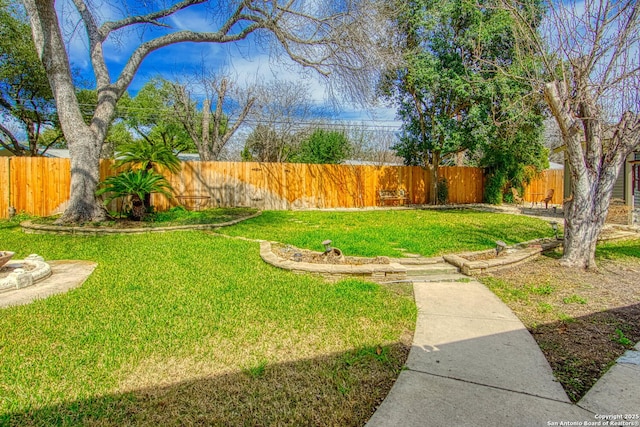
[
  {"xmin": 523, "ymin": 170, "xmax": 564, "ymax": 205},
  {"xmin": 441, "ymin": 166, "xmax": 485, "ymax": 204},
  {"xmin": 2, "ymin": 158, "xmax": 507, "ymax": 217},
  {"xmin": 0, "ymin": 158, "xmax": 9, "ymax": 219},
  {"xmin": 7, "ymin": 157, "xmax": 71, "ymax": 218}
]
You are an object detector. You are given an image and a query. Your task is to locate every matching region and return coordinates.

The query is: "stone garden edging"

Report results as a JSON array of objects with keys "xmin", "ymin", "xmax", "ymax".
[
  {"xmin": 0, "ymin": 254, "xmax": 52, "ymax": 293},
  {"xmin": 19, "ymin": 211, "xmax": 262, "ymax": 236},
  {"xmin": 259, "ymin": 241, "xmax": 407, "ymax": 283},
  {"xmin": 443, "ymin": 239, "xmax": 563, "ymax": 276}
]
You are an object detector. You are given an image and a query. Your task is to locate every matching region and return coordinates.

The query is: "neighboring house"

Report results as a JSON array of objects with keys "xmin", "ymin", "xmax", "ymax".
[
  {"xmin": 630, "ymin": 152, "xmax": 640, "ymax": 224},
  {"xmin": 548, "ymin": 161, "xmax": 563, "ymax": 170}
]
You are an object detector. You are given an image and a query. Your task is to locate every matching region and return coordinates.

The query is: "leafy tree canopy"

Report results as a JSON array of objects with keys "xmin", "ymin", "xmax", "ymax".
[
  {"xmin": 291, "ymin": 129, "xmax": 352, "ymax": 164},
  {"xmin": 381, "ymin": 0, "xmax": 546, "ymax": 203},
  {"xmin": 118, "ymin": 80, "xmax": 194, "ymax": 154},
  {"xmin": 0, "ymin": 0, "xmax": 56, "ymax": 156}
]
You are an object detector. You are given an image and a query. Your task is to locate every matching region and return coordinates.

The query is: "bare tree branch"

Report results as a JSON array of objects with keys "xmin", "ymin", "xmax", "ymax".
[
  {"xmin": 500, "ymin": 0, "xmax": 640, "ymax": 268},
  {"xmin": 99, "ymin": 0, "xmax": 208, "ymax": 35},
  {"xmin": 0, "ymin": 122, "xmax": 23, "ymax": 155}
]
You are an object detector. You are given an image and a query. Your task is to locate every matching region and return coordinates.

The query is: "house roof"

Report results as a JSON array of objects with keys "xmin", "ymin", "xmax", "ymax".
[{"xmin": 548, "ymin": 162, "xmax": 564, "ymax": 170}]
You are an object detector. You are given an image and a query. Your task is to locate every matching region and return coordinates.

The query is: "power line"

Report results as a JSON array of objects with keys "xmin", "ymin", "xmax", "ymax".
[{"xmin": 6, "ymin": 99, "xmax": 403, "ymax": 131}]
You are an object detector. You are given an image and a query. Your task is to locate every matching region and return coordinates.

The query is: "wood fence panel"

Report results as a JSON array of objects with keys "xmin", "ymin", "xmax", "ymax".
[
  {"xmin": 7, "ymin": 157, "xmax": 71, "ymax": 217},
  {"xmin": 247, "ymin": 162, "xmax": 267, "ymax": 208},
  {"xmin": 9, "ymin": 157, "xmax": 25, "ymax": 215},
  {"xmin": 408, "ymin": 166, "xmax": 427, "ymax": 204},
  {"xmin": 0, "ymin": 158, "xmax": 8, "ymax": 219},
  {"xmin": 523, "ymin": 170, "xmax": 564, "ymax": 205},
  {"xmin": 2, "ymin": 158, "xmax": 506, "ymax": 215},
  {"xmin": 285, "ymin": 163, "xmax": 302, "ymax": 206},
  {"xmin": 441, "ymin": 166, "xmax": 485, "ymax": 204},
  {"xmin": 319, "ymin": 164, "xmax": 339, "ymax": 207},
  {"xmin": 363, "ymin": 166, "xmax": 374, "ymax": 206}
]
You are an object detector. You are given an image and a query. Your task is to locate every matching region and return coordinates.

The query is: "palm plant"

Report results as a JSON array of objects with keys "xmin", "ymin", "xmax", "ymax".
[
  {"xmin": 112, "ymin": 140, "xmax": 180, "ymax": 212},
  {"xmin": 115, "ymin": 140, "xmax": 181, "ymax": 174},
  {"xmin": 96, "ymin": 170, "xmax": 174, "ymax": 220}
]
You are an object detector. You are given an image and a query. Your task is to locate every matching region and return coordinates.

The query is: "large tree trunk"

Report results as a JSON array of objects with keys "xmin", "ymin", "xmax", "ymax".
[
  {"xmin": 561, "ymin": 137, "xmax": 622, "ymax": 268},
  {"xmin": 562, "ymin": 179, "xmax": 616, "ymax": 269},
  {"xmin": 427, "ymin": 151, "xmax": 441, "ymax": 205},
  {"xmin": 24, "ymin": 0, "xmax": 110, "ymax": 223},
  {"xmin": 60, "ymin": 131, "xmax": 107, "ymax": 223},
  {"xmin": 545, "ymin": 81, "xmax": 631, "ymax": 269}
]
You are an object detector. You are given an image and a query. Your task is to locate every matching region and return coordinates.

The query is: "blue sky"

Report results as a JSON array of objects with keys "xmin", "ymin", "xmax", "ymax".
[{"xmin": 60, "ymin": 0, "xmax": 400, "ymax": 127}]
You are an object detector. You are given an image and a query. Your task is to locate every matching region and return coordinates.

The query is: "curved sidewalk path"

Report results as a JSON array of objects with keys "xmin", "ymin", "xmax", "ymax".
[{"xmin": 367, "ymin": 276, "xmax": 640, "ymax": 427}]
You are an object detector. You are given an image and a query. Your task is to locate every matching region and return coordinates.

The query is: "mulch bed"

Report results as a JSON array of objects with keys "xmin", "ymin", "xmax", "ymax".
[{"xmin": 272, "ymin": 244, "xmax": 391, "ymax": 265}]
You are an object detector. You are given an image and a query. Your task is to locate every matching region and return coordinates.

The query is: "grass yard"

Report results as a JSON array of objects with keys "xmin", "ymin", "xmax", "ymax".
[
  {"xmin": 0, "ymin": 208, "xmax": 560, "ymax": 425},
  {"xmin": 0, "ymin": 219, "xmax": 415, "ymax": 426},
  {"xmin": 218, "ymin": 209, "xmax": 555, "ymax": 257},
  {"xmin": 480, "ymin": 239, "xmax": 640, "ymax": 402},
  {"xmin": 30, "ymin": 206, "xmax": 259, "ymax": 228}
]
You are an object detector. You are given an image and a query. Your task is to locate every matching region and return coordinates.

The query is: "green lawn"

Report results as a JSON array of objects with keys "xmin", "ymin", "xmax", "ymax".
[
  {"xmin": 0, "ymin": 220, "xmax": 415, "ymax": 425},
  {"xmin": 30, "ymin": 206, "xmax": 259, "ymax": 227},
  {"xmin": 219, "ymin": 209, "xmax": 556, "ymax": 257},
  {"xmin": 596, "ymin": 239, "xmax": 640, "ymax": 260},
  {"xmin": 0, "ymin": 208, "xmax": 557, "ymax": 425}
]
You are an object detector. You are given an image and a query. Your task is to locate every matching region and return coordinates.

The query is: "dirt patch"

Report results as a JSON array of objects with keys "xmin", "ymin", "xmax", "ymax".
[
  {"xmin": 463, "ymin": 249, "xmax": 506, "ymax": 261},
  {"xmin": 479, "ymin": 248, "xmax": 640, "ymax": 402},
  {"xmin": 273, "ymin": 244, "xmax": 391, "ymax": 265}
]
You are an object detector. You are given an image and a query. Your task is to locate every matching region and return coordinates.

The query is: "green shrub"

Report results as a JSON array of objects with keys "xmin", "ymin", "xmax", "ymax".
[
  {"xmin": 436, "ymin": 177, "xmax": 448, "ymax": 205},
  {"xmin": 291, "ymin": 129, "xmax": 352, "ymax": 164},
  {"xmin": 484, "ymin": 171, "xmax": 506, "ymax": 204},
  {"xmin": 96, "ymin": 170, "xmax": 173, "ymax": 220}
]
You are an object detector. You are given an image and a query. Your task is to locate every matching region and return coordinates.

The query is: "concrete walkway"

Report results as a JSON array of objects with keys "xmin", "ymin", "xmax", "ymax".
[{"xmin": 366, "ymin": 277, "xmax": 640, "ymax": 427}]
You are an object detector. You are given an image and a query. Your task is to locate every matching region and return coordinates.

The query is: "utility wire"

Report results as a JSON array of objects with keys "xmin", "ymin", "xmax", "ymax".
[{"xmin": 7, "ymin": 99, "xmax": 402, "ymax": 131}]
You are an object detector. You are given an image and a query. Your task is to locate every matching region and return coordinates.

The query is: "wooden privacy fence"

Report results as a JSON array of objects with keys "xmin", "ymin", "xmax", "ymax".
[
  {"xmin": 522, "ymin": 169, "xmax": 564, "ymax": 205},
  {"xmin": 155, "ymin": 162, "xmax": 485, "ymax": 211},
  {"xmin": 0, "ymin": 157, "xmax": 559, "ymax": 219},
  {"xmin": 1, "ymin": 158, "xmax": 487, "ymax": 218}
]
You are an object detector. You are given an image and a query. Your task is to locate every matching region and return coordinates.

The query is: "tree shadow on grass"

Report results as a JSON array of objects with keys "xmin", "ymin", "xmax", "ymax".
[
  {"xmin": 2, "ymin": 343, "xmax": 409, "ymax": 427},
  {"xmin": 0, "ymin": 221, "xmax": 20, "ymax": 231}
]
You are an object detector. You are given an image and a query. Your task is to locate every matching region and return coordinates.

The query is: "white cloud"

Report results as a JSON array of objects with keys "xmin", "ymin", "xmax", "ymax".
[
  {"xmin": 168, "ymin": 7, "xmax": 217, "ymax": 33},
  {"xmin": 224, "ymin": 52, "xmax": 327, "ymax": 103}
]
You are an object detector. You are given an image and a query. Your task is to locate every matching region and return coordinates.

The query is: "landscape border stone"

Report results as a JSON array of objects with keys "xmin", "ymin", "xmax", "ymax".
[
  {"xmin": 444, "ymin": 239, "xmax": 562, "ymax": 275},
  {"xmin": 19, "ymin": 211, "xmax": 262, "ymax": 235},
  {"xmin": 259, "ymin": 241, "xmax": 407, "ymax": 283},
  {"xmin": 443, "ymin": 226, "xmax": 639, "ymax": 276}
]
